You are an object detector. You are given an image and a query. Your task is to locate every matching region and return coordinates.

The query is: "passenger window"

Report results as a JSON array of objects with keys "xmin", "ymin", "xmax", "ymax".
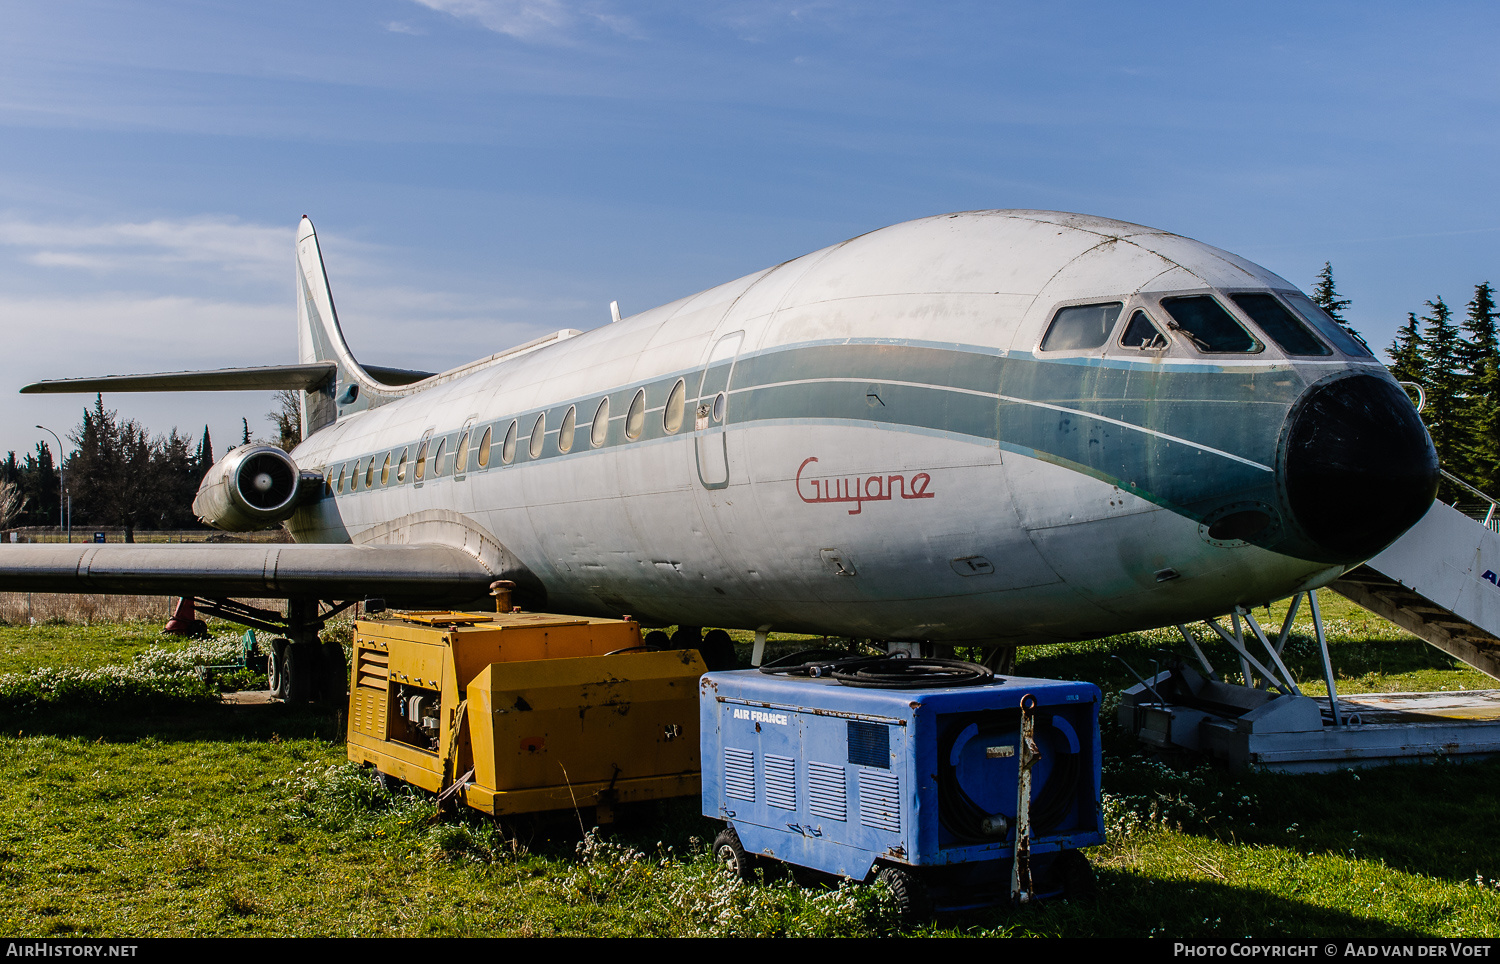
[
  {"xmin": 663, "ymin": 379, "xmax": 686, "ymax": 434},
  {"xmin": 626, "ymin": 389, "xmax": 646, "ymax": 440},
  {"xmin": 1120, "ymin": 310, "xmax": 1168, "ymax": 351},
  {"xmin": 380, "ymin": 453, "xmax": 391, "ymax": 485},
  {"xmin": 558, "ymin": 406, "xmax": 576, "ymax": 453},
  {"xmin": 433, "ymin": 438, "xmax": 447, "ymax": 475},
  {"xmin": 591, "ymin": 398, "xmax": 610, "ymax": 447},
  {"xmin": 502, "ymin": 420, "xmax": 518, "ymax": 464},
  {"xmin": 337, "ymin": 464, "xmax": 346, "ymax": 492},
  {"xmin": 1160, "ymin": 295, "xmax": 1260, "ymax": 353},
  {"xmin": 396, "ymin": 448, "xmax": 409, "ymax": 482},
  {"xmin": 478, "ymin": 426, "xmax": 493, "ymax": 468},
  {"xmin": 1040, "ymin": 302, "xmax": 1123, "ymax": 351},
  {"xmin": 365, "ymin": 459, "xmax": 374, "ymax": 488},
  {"xmin": 1281, "ymin": 291, "xmax": 1374, "ymax": 357},
  {"xmin": 529, "ymin": 413, "xmax": 546, "ymax": 459},
  {"xmin": 415, "ymin": 440, "xmax": 428, "ymax": 481},
  {"xmin": 455, "ymin": 431, "xmax": 470, "ymax": 474},
  {"xmin": 1232, "ymin": 294, "xmax": 1330, "ymax": 356}
]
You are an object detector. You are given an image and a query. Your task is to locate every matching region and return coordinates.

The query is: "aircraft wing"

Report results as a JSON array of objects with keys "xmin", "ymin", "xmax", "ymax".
[
  {"xmin": 0, "ymin": 543, "xmax": 494, "ymax": 600},
  {"xmin": 19, "ymin": 363, "xmax": 434, "ymax": 394}
]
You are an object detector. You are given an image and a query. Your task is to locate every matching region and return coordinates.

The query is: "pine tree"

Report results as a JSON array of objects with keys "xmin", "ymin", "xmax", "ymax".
[
  {"xmin": 241, "ymin": 418, "xmax": 252, "ymax": 447},
  {"xmin": 1311, "ymin": 262, "xmax": 1369, "ymax": 349},
  {"xmin": 1420, "ymin": 297, "xmax": 1463, "ymax": 472},
  {"xmin": 195, "ymin": 425, "xmax": 213, "ymax": 476},
  {"xmin": 1458, "ymin": 283, "xmax": 1500, "ymax": 491},
  {"xmin": 1388, "ymin": 312, "xmax": 1425, "ymax": 383}
]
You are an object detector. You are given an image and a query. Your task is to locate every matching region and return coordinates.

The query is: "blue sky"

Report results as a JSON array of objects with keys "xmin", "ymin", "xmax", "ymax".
[{"xmin": 2, "ymin": 1, "xmax": 1498, "ymax": 462}]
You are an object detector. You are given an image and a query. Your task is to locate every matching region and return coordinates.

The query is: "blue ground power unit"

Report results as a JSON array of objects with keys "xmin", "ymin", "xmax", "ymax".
[{"xmin": 701, "ymin": 660, "xmax": 1104, "ymax": 914}]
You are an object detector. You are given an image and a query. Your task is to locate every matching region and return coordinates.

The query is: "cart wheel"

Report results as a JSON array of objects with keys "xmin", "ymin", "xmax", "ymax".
[
  {"xmin": 713, "ymin": 827, "xmax": 756, "ymax": 882},
  {"xmin": 876, "ymin": 865, "xmax": 932, "ymax": 923},
  {"xmin": 1056, "ymin": 849, "xmax": 1098, "ymax": 901}
]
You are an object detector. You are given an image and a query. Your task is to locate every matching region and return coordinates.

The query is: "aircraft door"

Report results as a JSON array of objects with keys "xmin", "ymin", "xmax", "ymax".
[{"xmin": 694, "ymin": 330, "xmax": 744, "ymax": 489}]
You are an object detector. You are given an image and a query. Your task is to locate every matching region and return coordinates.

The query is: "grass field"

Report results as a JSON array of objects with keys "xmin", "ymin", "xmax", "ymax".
[{"xmin": 0, "ymin": 596, "xmax": 1496, "ymax": 938}]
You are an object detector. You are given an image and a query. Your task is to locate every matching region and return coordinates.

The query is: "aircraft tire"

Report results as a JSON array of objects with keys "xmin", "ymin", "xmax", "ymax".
[
  {"xmin": 282, "ymin": 642, "xmax": 311, "ymax": 703},
  {"xmin": 267, "ymin": 637, "xmax": 290, "ymax": 700},
  {"xmin": 700, "ymin": 629, "xmax": 737, "ymax": 670}
]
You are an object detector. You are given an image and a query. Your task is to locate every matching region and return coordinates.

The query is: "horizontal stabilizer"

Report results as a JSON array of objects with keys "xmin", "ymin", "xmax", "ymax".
[
  {"xmin": 20, "ymin": 363, "xmax": 434, "ymax": 394},
  {"xmin": 0, "ymin": 542, "xmax": 494, "ymax": 601}
]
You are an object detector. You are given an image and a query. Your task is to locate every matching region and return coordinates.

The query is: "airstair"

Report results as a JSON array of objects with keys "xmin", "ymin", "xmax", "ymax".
[{"xmin": 1118, "ymin": 474, "xmax": 1500, "ymax": 771}]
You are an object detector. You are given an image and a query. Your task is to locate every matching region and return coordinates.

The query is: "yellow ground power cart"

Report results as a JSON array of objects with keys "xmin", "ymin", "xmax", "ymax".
[{"xmin": 346, "ymin": 608, "xmax": 705, "ymax": 821}]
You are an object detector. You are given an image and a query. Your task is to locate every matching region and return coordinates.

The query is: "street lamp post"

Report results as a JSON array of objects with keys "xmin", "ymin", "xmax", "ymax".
[{"xmin": 35, "ymin": 425, "xmax": 69, "ymax": 543}]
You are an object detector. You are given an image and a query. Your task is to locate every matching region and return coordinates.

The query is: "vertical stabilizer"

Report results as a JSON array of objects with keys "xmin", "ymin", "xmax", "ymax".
[{"xmin": 296, "ymin": 217, "xmax": 377, "ymax": 433}]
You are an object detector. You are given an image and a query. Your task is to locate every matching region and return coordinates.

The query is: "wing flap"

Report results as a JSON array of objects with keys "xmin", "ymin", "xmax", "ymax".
[{"xmin": 0, "ymin": 543, "xmax": 495, "ymax": 600}]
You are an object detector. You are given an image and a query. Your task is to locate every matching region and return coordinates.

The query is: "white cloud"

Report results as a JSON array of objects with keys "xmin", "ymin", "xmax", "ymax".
[
  {"xmin": 0, "ymin": 215, "xmax": 291, "ymax": 282},
  {"xmin": 409, "ymin": 0, "xmax": 634, "ymax": 42}
]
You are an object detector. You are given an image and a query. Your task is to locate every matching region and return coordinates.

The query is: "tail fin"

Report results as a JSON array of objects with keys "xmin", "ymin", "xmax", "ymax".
[{"xmin": 295, "ymin": 217, "xmax": 385, "ymax": 432}]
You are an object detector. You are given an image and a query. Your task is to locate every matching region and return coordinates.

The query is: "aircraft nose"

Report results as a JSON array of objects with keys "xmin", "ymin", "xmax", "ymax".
[{"xmin": 1280, "ymin": 373, "xmax": 1438, "ymax": 564}]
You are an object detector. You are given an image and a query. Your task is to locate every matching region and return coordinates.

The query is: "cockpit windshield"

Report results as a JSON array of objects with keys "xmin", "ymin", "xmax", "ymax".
[
  {"xmin": 1159, "ymin": 295, "xmax": 1260, "ymax": 353},
  {"xmin": 1231, "ymin": 293, "xmax": 1331, "ymax": 356},
  {"xmin": 1281, "ymin": 291, "xmax": 1374, "ymax": 358}
]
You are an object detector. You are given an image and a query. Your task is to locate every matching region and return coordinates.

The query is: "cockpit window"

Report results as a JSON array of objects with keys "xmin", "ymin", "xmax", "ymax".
[
  {"xmin": 1160, "ymin": 295, "xmax": 1260, "ymax": 353},
  {"xmin": 1281, "ymin": 291, "xmax": 1374, "ymax": 358},
  {"xmin": 1040, "ymin": 302, "xmax": 1123, "ymax": 351},
  {"xmin": 1119, "ymin": 310, "xmax": 1168, "ymax": 351},
  {"xmin": 1231, "ymin": 293, "xmax": 1330, "ymax": 356}
]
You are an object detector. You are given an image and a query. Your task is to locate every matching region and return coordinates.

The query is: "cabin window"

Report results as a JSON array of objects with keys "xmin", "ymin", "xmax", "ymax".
[
  {"xmin": 529, "ymin": 413, "xmax": 546, "ymax": 459},
  {"xmin": 1040, "ymin": 302, "xmax": 1123, "ymax": 351},
  {"xmin": 1159, "ymin": 295, "xmax": 1260, "ymax": 353},
  {"xmin": 713, "ymin": 392, "xmax": 726, "ymax": 422},
  {"xmin": 455, "ymin": 430, "xmax": 470, "ymax": 474},
  {"xmin": 337, "ymin": 464, "xmax": 346, "ymax": 492},
  {"xmin": 380, "ymin": 453, "xmax": 391, "ymax": 485},
  {"xmin": 352, "ymin": 460, "xmax": 363, "ymax": 490},
  {"xmin": 478, "ymin": 427, "xmax": 493, "ymax": 468},
  {"xmin": 1281, "ymin": 291, "xmax": 1374, "ymax": 357},
  {"xmin": 1231, "ymin": 293, "xmax": 1330, "ymax": 356},
  {"xmin": 1119, "ymin": 310, "xmax": 1168, "ymax": 351},
  {"xmin": 433, "ymin": 437, "xmax": 447, "ymax": 475},
  {"xmin": 366, "ymin": 458, "xmax": 375, "ymax": 488},
  {"xmin": 396, "ymin": 447, "xmax": 409, "ymax": 483},
  {"xmin": 591, "ymin": 398, "xmax": 610, "ymax": 447},
  {"xmin": 558, "ymin": 406, "xmax": 576, "ymax": 453},
  {"xmin": 502, "ymin": 420, "xmax": 518, "ymax": 464},
  {"xmin": 663, "ymin": 379, "xmax": 686, "ymax": 434},
  {"xmin": 626, "ymin": 389, "xmax": 646, "ymax": 440}
]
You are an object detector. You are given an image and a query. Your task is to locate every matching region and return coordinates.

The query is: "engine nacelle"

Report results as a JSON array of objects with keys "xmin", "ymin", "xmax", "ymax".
[{"xmin": 192, "ymin": 444, "xmax": 310, "ymax": 531}]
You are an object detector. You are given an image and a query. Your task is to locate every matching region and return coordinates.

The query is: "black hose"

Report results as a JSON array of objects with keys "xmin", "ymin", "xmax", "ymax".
[{"xmin": 759, "ymin": 651, "xmax": 993, "ymax": 688}]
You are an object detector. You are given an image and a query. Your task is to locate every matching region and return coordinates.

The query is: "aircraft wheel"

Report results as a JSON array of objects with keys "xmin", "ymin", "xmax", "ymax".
[
  {"xmin": 643, "ymin": 630, "xmax": 670, "ymax": 651},
  {"xmin": 713, "ymin": 827, "xmax": 756, "ymax": 882},
  {"xmin": 267, "ymin": 637, "xmax": 291, "ymax": 699},
  {"xmin": 281, "ymin": 642, "xmax": 311, "ymax": 703},
  {"xmin": 876, "ymin": 865, "xmax": 931, "ymax": 923}
]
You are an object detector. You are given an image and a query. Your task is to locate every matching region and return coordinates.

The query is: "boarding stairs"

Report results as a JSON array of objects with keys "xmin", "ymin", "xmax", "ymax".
[
  {"xmin": 1118, "ymin": 470, "xmax": 1500, "ymax": 769},
  {"xmin": 1328, "ymin": 471, "xmax": 1500, "ymax": 681}
]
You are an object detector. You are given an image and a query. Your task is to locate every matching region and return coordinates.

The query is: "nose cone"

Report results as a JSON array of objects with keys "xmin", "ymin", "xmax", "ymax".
[{"xmin": 1281, "ymin": 373, "xmax": 1438, "ymax": 564}]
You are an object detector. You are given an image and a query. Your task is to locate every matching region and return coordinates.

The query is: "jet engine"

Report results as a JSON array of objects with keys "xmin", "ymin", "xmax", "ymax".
[{"xmin": 192, "ymin": 444, "xmax": 313, "ymax": 531}]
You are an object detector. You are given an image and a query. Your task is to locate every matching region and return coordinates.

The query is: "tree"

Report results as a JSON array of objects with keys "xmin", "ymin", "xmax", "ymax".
[
  {"xmin": 267, "ymin": 389, "xmax": 302, "ymax": 451},
  {"xmin": 1311, "ymin": 261, "xmax": 1371, "ymax": 351},
  {"xmin": 1387, "ymin": 312, "xmax": 1424, "ymax": 384},
  {"xmin": 1458, "ymin": 283, "xmax": 1500, "ymax": 491},
  {"xmin": 1419, "ymin": 297, "xmax": 1463, "ymax": 472},
  {"xmin": 0, "ymin": 479, "xmax": 27, "ymax": 532},
  {"xmin": 69, "ymin": 395, "xmax": 165, "ymax": 542},
  {"xmin": 194, "ymin": 425, "xmax": 213, "ymax": 475}
]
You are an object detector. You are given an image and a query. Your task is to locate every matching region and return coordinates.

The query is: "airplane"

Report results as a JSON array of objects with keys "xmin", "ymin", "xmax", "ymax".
[{"xmin": 4, "ymin": 210, "xmax": 1439, "ymax": 700}]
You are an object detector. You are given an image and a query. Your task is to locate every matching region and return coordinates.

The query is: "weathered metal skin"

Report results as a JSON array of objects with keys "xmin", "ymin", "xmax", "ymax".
[{"xmin": 274, "ymin": 211, "xmax": 1437, "ymax": 644}]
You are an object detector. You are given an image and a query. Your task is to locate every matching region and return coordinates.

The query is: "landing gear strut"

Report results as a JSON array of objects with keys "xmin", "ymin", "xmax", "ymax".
[{"xmin": 188, "ymin": 596, "xmax": 352, "ymax": 704}]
